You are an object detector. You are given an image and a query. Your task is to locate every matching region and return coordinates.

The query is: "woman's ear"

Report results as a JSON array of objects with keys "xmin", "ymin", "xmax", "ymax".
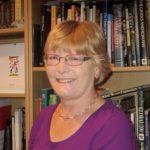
[{"xmin": 94, "ymin": 66, "xmax": 100, "ymax": 79}]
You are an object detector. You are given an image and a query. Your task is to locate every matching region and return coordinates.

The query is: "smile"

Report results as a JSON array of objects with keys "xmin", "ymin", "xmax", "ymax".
[{"xmin": 56, "ymin": 78, "xmax": 75, "ymax": 83}]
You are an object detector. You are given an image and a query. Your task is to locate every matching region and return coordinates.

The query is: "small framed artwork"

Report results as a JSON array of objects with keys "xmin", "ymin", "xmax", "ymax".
[{"xmin": 0, "ymin": 43, "xmax": 25, "ymax": 94}]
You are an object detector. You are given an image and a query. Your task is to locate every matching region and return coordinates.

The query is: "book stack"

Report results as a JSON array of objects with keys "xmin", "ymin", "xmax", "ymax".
[{"xmin": 0, "ymin": 0, "xmax": 24, "ymax": 29}]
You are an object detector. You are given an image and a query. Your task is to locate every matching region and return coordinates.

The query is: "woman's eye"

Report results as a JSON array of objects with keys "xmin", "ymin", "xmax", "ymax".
[
  {"xmin": 69, "ymin": 56, "xmax": 81, "ymax": 61},
  {"xmin": 49, "ymin": 55, "xmax": 58, "ymax": 60}
]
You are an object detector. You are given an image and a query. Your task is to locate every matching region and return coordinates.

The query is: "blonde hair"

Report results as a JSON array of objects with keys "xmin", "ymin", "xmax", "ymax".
[{"xmin": 44, "ymin": 20, "xmax": 112, "ymax": 85}]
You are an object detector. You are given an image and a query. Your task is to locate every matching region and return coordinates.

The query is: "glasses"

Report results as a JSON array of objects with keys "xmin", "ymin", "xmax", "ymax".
[{"xmin": 44, "ymin": 54, "xmax": 91, "ymax": 66}]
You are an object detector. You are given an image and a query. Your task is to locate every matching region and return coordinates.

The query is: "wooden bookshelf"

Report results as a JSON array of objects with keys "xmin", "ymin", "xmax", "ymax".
[
  {"xmin": 0, "ymin": 0, "xmax": 29, "ymax": 149},
  {"xmin": 26, "ymin": 0, "xmax": 150, "ymax": 149},
  {"xmin": 33, "ymin": 66, "xmax": 150, "ymax": 72},
  {"xmin": 0, "ymin": 93, "xmax": 25, "ymax": 98},
  {"xmin": 0, "ymin": 28, "xmax": 24, "ymax": 34},
  {"xmin": 111, "ymin": 66, "xmax": 150, "ymax": 72}
]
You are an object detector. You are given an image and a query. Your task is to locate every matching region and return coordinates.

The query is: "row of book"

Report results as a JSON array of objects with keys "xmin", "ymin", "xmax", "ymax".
[
  {"xmin": 0, "ymin": 100, "xmax": 25, "ymax": 150},
  {"xmin": 33, "ymin": 0, "xmax": 149, "ymax": 67},
  {"xmin": 101, "ymin": 84, "xmax": 150, "ymax": 150},
  {"xmin": 0, "ymin": 0, "xmax": 24, "ymax": 28}
]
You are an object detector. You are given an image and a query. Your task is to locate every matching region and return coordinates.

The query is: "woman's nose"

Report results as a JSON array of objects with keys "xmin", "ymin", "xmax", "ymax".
[{"xmin": 56, "ymin": 58, "xmax": 69, "ymax": 74}]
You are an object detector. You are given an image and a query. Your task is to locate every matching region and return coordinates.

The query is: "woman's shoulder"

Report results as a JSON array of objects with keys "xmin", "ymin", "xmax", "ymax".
[
  {"xmin": 36, "ymin": 104, "xmax": 58, "ymax": 121},
  {"xmin": 94, "ymin": 100, "xmax": 132, "ymax": 126},
  {"xmin": 32, "ymin": 104, "xmax": 58, "ymax": 129},
  {"xmin": 90, "ymin": 100, "xmax": 139, "ymax": 150}
]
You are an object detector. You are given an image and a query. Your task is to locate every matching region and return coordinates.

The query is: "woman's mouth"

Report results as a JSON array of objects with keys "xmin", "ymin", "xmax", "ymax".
[{"xmin": 56, "ymin": 78, "xmax": 75, "ymax": 83}]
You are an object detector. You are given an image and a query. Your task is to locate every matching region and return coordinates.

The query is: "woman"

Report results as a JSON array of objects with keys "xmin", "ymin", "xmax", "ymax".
[{"xmin": 29, "ymin": 20, "xmax": 139, "ymax": 150}]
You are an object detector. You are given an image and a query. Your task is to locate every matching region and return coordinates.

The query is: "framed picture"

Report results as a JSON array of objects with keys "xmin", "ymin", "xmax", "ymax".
[{"xmin": 0, "ymin": 43, "xmax": 25, "ymax": 94}]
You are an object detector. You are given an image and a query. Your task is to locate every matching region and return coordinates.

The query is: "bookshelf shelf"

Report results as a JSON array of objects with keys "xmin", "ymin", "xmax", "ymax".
[
  {"xmin": 0, "ymin": 93, "xmax": 25, "ymax": 98},
  {"xmin": 111, "ymin": 66, "xmax": 150, "ymax": 72},
  {"xmin": 0, "ymin": 28, "xmax": 24, "ymax": 35},
  {"xmin": 33, "ymin": 66, "xmax": 150, "ymax": 72},
  {"xmin": 33, "ymin": 67, "xmax": 46, "ymax": 71}
]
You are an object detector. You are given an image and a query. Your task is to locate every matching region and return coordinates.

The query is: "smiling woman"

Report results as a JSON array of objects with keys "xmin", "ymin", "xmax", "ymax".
[{"xmin": 29, "ymin": 20, "xmax": 139, "ymax": 150}]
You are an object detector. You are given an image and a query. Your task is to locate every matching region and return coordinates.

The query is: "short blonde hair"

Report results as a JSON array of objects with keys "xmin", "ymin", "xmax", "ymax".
[{"xmin": 44, "ymin": 20, "xmax": 112, "ymax": 85}]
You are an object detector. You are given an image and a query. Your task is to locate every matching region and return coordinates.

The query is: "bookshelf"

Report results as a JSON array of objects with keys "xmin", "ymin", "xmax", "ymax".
[
  {"xmin": 9, "ymin": 0, "xmax": 150, "ymax": 149},
  {"xmin": 33, "ymin": 66, "xmax": 150, "ymax": 72},
  {"xmin": 0, "ymin": 0, "xmax": 31, "ymax": 149},
  {"xmin": 28, "ymin": 0, "xmax": 150, "ymax": 114}
]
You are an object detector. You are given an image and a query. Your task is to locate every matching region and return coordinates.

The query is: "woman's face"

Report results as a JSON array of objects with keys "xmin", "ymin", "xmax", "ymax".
[{"xmin": 45, "ymin": 51, "xmax": 99, "ymax": 100}]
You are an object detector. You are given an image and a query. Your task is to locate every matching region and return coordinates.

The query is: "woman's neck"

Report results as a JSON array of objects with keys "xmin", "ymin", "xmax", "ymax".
[{"xmin": 58, "ymin": 91, "xmax": 105, "ymax": 120}]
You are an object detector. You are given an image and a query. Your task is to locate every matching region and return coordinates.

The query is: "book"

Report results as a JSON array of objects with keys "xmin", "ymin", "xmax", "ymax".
[
  {"xmin": 128, "ymin": 2, "xmax": 137, "ymax": 66},
  {"xmin": 41, "ymin": 88, "xmax": 54, "ymax": 109},
  {"xmin": 133, "ymin": 0, "xmax": 141, "ymax": 66},
  {"xmin": 33, "ymin": 24, "xmax": 41, "ymax": 67},
  {"xmin": 112, "ymin": 4, "xmax": 124, "ymax": 66},
  {"xmin": 144, "ymin": 109, "xmax": 150, "ymax": 150},
  {"xmin": 40, "ymin": 4, "xmax": 49, "ymax": 67},
  {"xmin": 3, "ymin": 1, "xmax": 11, "ymax": 28},
  {"xmin": 14, "ymin": 108, "xmax": 24, "ymax": 150},
  {"xmin": 138, "ymin": 0, "xmax": 149, "ymax": 66},
  {"xmin": 49, "ymin": 93, "xmax": 60, "ymax": 105},
  {"xmin": 0, "ymin": 130, "xmax": 4, "ymax": 150},
  {"xmin": 51, "ymin": 5, "xmax": 57, "ymax": 30},
  {"xmin": 124, "ymin": 4, "xmax": 132, "ymax": 66},
  {"xmin": 107, "ymin": 13, "xmax": 112, "ymax": 63},
  {"xmin": 0, "ymin": 100, "xmax": 11, "ymax": 150},
  {"xmin": 15, "ymin": 0, "xmax": 24, "ymax": 22},
  {"xmin": 137, "ymin": 85, "xmax": 150, "ymax": 150},
  {"xmin": 80, "ymin": 1, "xmax": 86, "ymax": 22},
  {"xmin": 3, "ymin": 118, "xmax": 12, "ymax": 150},
  {"xmin": 11, "ymin": 116, "xmax": 15, "ymax": 150}
]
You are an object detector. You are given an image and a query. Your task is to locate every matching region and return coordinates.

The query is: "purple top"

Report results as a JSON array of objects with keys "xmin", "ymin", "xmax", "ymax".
[{"xmin": 29, "ymin": 100, "xmax": 139, "ymax": 150}]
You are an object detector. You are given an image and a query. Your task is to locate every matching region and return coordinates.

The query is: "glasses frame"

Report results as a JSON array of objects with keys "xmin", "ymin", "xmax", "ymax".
[{"xmin": 44, "ymin": 54, "xmax": 91, "ymax": 66}]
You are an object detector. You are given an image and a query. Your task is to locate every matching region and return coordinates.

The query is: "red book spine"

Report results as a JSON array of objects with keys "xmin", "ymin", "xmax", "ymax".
[{"xmin": 0, "ymin": 105, "xmax": 11, "ymax": 130}]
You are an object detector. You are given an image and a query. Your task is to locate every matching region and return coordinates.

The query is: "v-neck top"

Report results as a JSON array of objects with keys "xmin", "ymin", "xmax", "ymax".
[{"xmin": 28, "ymin": 100, "xmax": 139, "ymax": 150}]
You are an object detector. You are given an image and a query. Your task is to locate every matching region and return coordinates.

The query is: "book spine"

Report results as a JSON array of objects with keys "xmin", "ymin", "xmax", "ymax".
[
  {"xmin": 138, "ymin": 90, "xmax": 146, "ymax": 150},
  {"xmin": 0, "ymin": 130, "xmax": 5, "ymax": 150},
  {"xmin": 3, "ymin": 118, "xmax": 12, "ymax": 150},
  {"xmin": 14, "ymin": 108, "xmax": 23, "ymax": 150},
  {"xmin": 33, "ymin": 24, "xmax": 41, "ymax": 67},
  {"xmin": 107, "ymin": 13, "xmax": 112, "ymax": 63},
  {"xmin": 112, "ymin": 4, "xmax": 124, "ymax": 66},
  {"xmin": 124, "ymin": 5, "xmax": 132, "ymax": 66},
  {"xmin": 41, "ymin": 88, "xmax": 54, "ymax": 109},
  {"xmin": 0, "ymin": 105, "xmax": 11, "ymax": 130},
  {"xmin": 101, "ymin": 1, "xmax": 108, "ymax": 41},
  {"xmin": 92, "ymin": 2, "xmax": 96, "ymax": 22},
  {"xmin": 15, "ymin": 0, "xmax": 22, "ymax": 21},
  {"xmin": 122, "ymin": 6, "xmax": 128, "ymax": 66},
  {"xmin": 0, "ymin": 2, "xmax": 4, "ymax": 28},
  {"xmin": 80, "ymin": 1, "xmax": 86, "ymax": 22},
  {"xmin": 128, "ymin": 3, "xmax": 137, "ymax": 66},
  {"xmin": 51, "ymin": 5, "xmax": 57, "ymax": 30},
  {"xmin": 11, "ymin": 116, "xmax": 15, "ymax": 150},
  {"xmin": 138, "ymin": 0, "xmax": 148, "ymax": 66},
  {"xmin": 144, "ymin": 109, "xmax": 150, "ymax": 150},
  {"xmin": 4, "ymin": 1, "xmax": 11, "ymax": 27},
  {"xmin": 11, "ymin": 1, "xmax": 15, "ymax": 24},
  {"xmin": 49, "ymin": 94, "xmax": 60, "ymax": 105},
  {"xmin": 133, "ymin": 0, "xmax": 141, "ymax": 66}
]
